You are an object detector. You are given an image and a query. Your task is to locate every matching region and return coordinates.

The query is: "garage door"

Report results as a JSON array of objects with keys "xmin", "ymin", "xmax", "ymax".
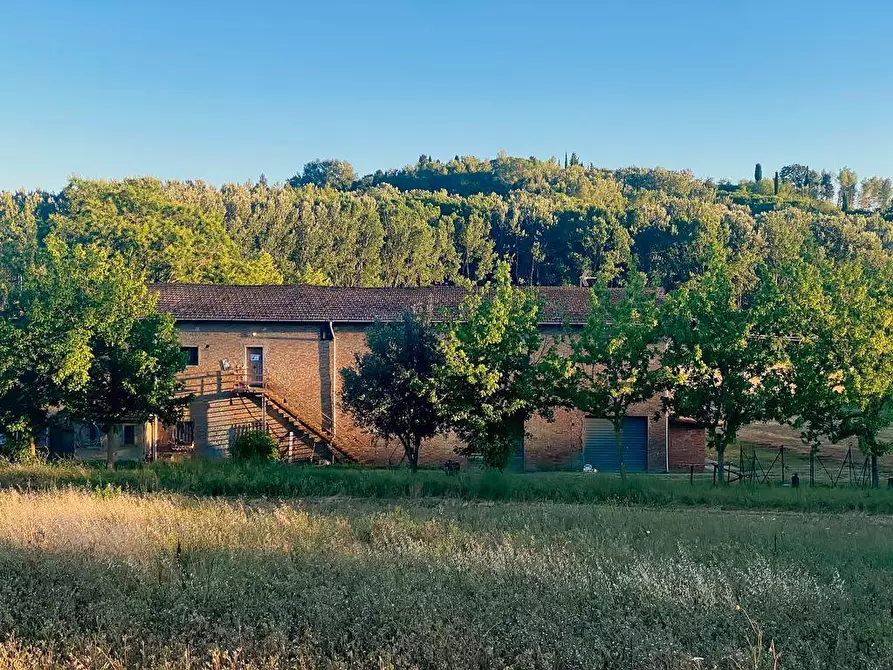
[{"xmin": 583, "ymin": 417, "xmax": 647, "ymax": 472}]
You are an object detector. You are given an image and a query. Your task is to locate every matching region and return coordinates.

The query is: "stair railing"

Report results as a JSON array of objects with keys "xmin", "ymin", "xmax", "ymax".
[{"xmin": 229, "ymin": 366, "xmax": 366, "ymax": 462}]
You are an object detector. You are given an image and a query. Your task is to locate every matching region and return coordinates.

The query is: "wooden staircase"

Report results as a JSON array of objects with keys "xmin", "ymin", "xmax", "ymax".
[{"xmin": 229, "ymin": 370, "xmax": 360, "ymax": 463}]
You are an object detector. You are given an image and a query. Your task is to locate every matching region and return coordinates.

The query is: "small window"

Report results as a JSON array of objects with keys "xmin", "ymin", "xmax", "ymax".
[
  {"xmin": 123, "ymin": 425, "xmax": 136, "ymax": 445},
  {"xmin": 181, "ymin": 346, "xmax": 199, "ymax": 366},
  {"xmin": 319, "ymin": 324, "xmax": 334, "ymax": 341},
  {"xmin": 175, "ymin": 420, "xmax": 194, "ymax": 445}
]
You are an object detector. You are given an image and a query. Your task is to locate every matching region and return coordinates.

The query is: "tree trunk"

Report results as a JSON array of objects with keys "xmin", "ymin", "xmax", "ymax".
[
  {"xmin": 105, "ymin": 426, "xmax": 117, "ymax": 471},
  {"xmin": 715, "ymin": 444, "xmax": 726, "ymax": 486},
  {"xmin": 871, "ymin": 454, "xmax": 879, "ymax": 488},
  {"xmin": 404, "ymin": 437, "xmax": 419, "ymax": 474},
  {"xmin": 614, "ymin": 422, "xmax": 626, "ymax": 482}
]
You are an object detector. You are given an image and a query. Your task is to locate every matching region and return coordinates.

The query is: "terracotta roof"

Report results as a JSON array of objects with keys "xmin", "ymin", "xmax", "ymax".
[{"xmin": 151, "ymin": 283, "xmax": 602, "ymax": 325}]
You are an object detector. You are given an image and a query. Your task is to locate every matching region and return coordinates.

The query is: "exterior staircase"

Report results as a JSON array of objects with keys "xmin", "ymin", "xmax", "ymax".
[{"xmin": 229, "ymin": 370, "xmax": 359, "ymax": 463}]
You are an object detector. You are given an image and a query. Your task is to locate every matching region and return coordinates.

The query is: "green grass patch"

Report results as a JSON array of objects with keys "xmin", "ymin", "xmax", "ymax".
[{"xmin": 3, "ymin": 459, "xmax": 893, "ymax": 513}]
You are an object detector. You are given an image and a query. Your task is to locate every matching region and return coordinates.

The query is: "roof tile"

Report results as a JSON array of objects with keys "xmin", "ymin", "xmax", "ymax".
[{"xmin": 151, "ymin": 284, "xmax": 603, "ymax": 325}]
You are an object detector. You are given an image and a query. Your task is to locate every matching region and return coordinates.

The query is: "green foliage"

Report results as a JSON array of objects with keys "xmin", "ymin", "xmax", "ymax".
[
  {"xmin": 54, "ymin": 178, "xmax": 282, "ymax": 284},
  {"xmin": 0, "ymin": 193, "xmax": 189, "ymax": 461},
  {"xmin": 230, "ymin": 430, "xmax": 278, "ymax": 462},
  {"xmin": 438, "ymin": 262, "xmax": 571, "ymax": 468},
  {"xmin": 661, "ymin": 247, "xmax": 785, "ymax": 481},
  {"xmin": 775, "ymin": 253, "xmax": 893, "ymax": 486},
  {"xmin": 340, "ymin": 312, "xmax": 446, "ymax": 472},
  {"xmin": 570, "ymin": 270, "xmax": 662, "ymax": 478},
  {"xmin": 5, "ymin": 155, "xmax": 892, "ymax": 292},
  {"xmin": 754, "ymin": 163, "xmax": 762, "ymax": 182},
  {"xmin": 290, "ymin": 159, "xmax": 357, "ymax": 190},
  {"xmin": 0, "ymin": 201, "xmax": 151, "ymax": 448}
]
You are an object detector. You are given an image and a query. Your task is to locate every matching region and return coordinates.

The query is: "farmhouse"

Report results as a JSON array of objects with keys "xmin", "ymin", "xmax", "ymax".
[{"xmin": 137, "ymin": 284, "xmax": 704, "ymax": 472}]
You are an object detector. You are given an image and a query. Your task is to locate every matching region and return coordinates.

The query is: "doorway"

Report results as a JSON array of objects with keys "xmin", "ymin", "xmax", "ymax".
[{"xmin": 246, "ymin": 346, "xmax": 264, "ymax": 386}]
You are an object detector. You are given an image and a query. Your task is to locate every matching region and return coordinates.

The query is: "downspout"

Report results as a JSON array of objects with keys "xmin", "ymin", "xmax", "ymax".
[
  {"xmin": 664, "ymin": 392, "xmax": 669, "ymax": 473},
  {"xmin": 328, "ymin": 321, "xmax": 336, "ymax": 435}
]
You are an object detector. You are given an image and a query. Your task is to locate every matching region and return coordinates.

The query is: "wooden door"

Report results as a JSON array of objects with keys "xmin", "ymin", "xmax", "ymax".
[{"xmin": 247, "ymin": 347, "xmax": 264, "ymax": 386}]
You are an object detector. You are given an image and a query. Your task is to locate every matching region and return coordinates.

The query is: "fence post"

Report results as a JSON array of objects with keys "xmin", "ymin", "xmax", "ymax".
[
  {"xmin": 780, "ymin": 446, "xmax": 785, "ymax": 484},
  {"xmin": 690, "ymin": 464, "xmax": 694, "ymax": 486},
  {"xmin": 712, "ymin": 463, "xmax": 716, "ymax": 486},
  {"xmin": 810, "ymin": 451, "xmax": 815, "ymax": 487}
]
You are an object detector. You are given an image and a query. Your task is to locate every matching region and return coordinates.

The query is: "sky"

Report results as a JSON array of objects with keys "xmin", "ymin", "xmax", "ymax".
[{"xmin": 2, "ymin": 0, "xmax": 892, "ymax": 191}]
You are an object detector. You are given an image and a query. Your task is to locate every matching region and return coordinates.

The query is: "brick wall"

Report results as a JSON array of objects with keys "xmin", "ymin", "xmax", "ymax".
[
  {"xmin": 172, "ymin": 320, "xmax": 702, "ymax": 471},
  {"xmin": 668, "ymin": 420, "xmax": 705, "ymax": 471},
  {"xmin": 177, "ymin": 321, "xmax": 326, "ymax": 455}
]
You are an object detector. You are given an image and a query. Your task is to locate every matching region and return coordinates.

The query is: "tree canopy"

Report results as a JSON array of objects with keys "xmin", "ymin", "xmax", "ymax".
[{"xmin": 5, "ymin": 155, "xmax": 893, "ymax": 293}]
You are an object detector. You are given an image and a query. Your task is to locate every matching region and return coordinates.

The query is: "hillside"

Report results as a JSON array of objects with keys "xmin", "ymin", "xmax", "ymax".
[{"xmin": 2, "ymin": 156, "xmax": 891, "ymax": 290}]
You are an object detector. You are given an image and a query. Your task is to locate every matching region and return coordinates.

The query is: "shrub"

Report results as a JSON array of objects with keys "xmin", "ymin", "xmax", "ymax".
[{"xmin": 231, "ymin": 431, "xmax": 278, "ymax": 462}]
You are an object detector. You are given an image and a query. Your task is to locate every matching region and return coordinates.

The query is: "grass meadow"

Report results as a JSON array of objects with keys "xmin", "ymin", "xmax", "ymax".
[
  {"xmin": 0, "ymin": 472, "xmax": 890, "ymax": 668},
  {"xmin": 0, "ymin": 461, "xmax": 892, "ymax": 668}
]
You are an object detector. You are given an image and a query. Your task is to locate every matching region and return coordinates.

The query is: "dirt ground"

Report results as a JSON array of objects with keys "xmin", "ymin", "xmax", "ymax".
[{"xmin": 736, "ymin": 422, "xmax": 893, "ymax": 477}]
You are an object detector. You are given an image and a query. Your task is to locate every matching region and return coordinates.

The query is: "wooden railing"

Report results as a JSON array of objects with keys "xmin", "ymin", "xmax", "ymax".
[{"xmin": 228, "ymin": 367, "xmax": 365, "ymax": 463}]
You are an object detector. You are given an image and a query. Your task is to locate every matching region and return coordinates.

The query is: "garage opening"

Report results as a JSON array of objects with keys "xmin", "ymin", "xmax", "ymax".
[{"xmin": 583, "ymin": 417, "xmax": 647, "ymax": 472}]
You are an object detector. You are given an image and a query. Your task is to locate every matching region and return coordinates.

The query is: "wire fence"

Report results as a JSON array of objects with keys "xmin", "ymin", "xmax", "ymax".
[{"xmin": 705, "ymin": 443, "xmax": 889, "ymax": 488}]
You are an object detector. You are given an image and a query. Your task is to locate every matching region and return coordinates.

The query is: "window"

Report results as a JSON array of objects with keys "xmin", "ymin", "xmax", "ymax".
[
  {"xmin": 319, "ymin": 324, "xmax": 334, "ymax": 341},
  {"xmin": 181, "ymin": 346, "xmax": 199, "ymax": 366},
  {"xmin": 123, "ymin": 424, "xmax": 136, "ymax": 445},
  {"xmin": 175, "ymin": 420, "xmax": 194, "ymax": 445}
]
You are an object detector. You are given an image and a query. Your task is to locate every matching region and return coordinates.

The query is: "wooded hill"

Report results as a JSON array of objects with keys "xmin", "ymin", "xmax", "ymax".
[{"xmin": 3, "ymin": 155, "xmax": 891, "ymax": 290}]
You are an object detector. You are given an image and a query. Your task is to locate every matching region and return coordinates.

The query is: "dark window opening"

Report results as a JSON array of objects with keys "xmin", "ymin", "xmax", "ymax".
[
  {"xmin": 181, "ymin": 346, "xmax": 199, "ymax": 366},
  {"xmin": 123, "ymin": 424, "xmax": 136, "ymax": 445},
  {"xmin": 319, "ymin": 325, "xmax": 334, "ymax": 341},
  {"xmin": 175, "ymin": 420, "xmax": 194, "ymax": 445}
]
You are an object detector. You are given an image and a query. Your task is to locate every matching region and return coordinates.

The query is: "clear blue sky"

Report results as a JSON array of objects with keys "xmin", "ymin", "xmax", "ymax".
[{"xmin": 2, "ymin": 0, "xmax": 891, "ymax": 191}]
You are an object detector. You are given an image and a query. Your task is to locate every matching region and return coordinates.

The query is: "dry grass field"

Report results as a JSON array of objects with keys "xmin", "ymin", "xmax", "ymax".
[{"xmin": 0, "ymin": 486, "xmax": 890, "ymax": 669}]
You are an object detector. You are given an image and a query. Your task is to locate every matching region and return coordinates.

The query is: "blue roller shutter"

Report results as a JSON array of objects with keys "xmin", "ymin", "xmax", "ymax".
[{"xmin": 583, "ymin": 417, "xmax": 648, "ymax": 472}]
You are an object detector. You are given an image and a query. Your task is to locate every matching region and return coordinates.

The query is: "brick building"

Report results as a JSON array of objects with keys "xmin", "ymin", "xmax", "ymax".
[{"xmin": 146, "ymin": 284, "xmax": 704, "ymax": 472}]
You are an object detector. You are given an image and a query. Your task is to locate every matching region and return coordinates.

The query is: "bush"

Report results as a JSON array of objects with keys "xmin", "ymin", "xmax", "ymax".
[{"xmin": 231, "ymin": 431, "xmax": 278, "ymax": 462}]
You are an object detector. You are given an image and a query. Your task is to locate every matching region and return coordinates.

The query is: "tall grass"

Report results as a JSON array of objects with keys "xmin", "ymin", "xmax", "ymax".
[
  {"xmin": 0, "ymin": 489, "xmax": 889, "ymax": 668},
  {"xmin": 2, "ymin": 459, "xmax": 893, "ymax": 513}
]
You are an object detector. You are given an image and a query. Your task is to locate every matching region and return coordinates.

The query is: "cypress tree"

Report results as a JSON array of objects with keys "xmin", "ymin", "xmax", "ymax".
[
  {"xmin": 754, "ymin": 163, "xmax": 762, "ymax": 182},
  {"xmin": 564, "ymin": 152, "xmax": 568, "ymax": 169},
  {"xmin": 774, "ymin": 171, "xmax": 780, "ymax": 195}
]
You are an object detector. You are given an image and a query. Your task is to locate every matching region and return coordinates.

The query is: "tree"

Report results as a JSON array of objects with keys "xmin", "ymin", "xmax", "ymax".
[
  {"xmin": 775, "ymin": 255, "xmax": 893, "ymax": 486},
  {"xmin": 340, "ymin": 312, "xmax": 446, "ymax": 472},
  {"xmin": 754, "ymin": 163, "xmax": 763, "ymax": 183},
  {"xmin": 818, "ymin": 171, "xmax": 835, "ymax": 201},
  {"xmin": 837, "ymin": 167, "xmax": 858, "ymax": 210},
  {"xmin": 291, "ymin": 159, "xmax": 357, "ymax": 190},
  {"xmin": 859, "ymin": 177, "xmax": 893, "ymax": 211},
  {"xmin": 774, "ymin": 171, "xmax": 780, "ymax": 195},
  {"xmin": 67, "ymin": 305, "xmax": 188, "ymax": 469},
  {"xmin": 438, "ymin": 262, "xmax": 570, "ymax": 468},
  {"xmin": 55, "ymin": 177, "xmax": 282, "ymax": 284},
  {"xmin": 569, "ymin": 270, "xmax": 662, "ymax": 479},
  {"xmin": 661, "ymin": 248, "xmax": 783, "ymax": 483},
  {"xmin": 0, "ymin": 223, "xmax": 143, "ymax": 455}
]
